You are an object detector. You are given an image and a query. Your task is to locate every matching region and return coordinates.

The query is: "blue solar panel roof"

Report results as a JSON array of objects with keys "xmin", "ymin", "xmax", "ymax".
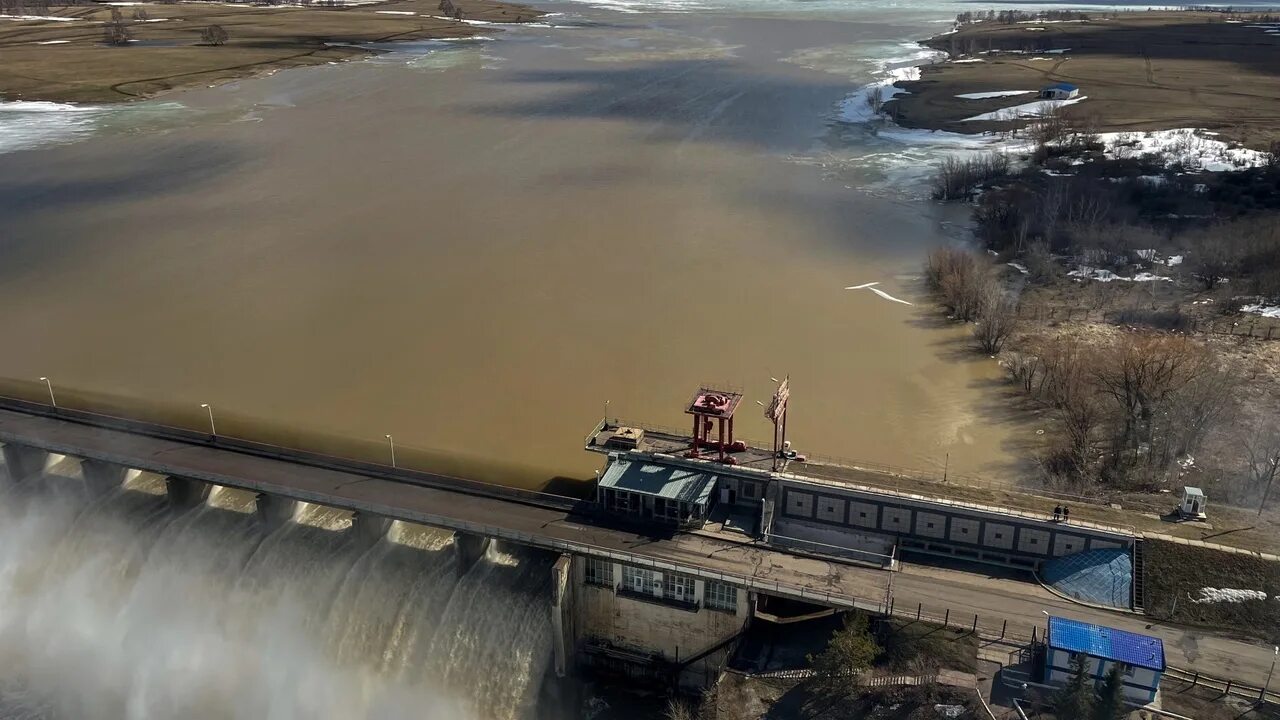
[{"xmin": 1048, "ymin": 617, "xmax": 1165, "ymax": 671}]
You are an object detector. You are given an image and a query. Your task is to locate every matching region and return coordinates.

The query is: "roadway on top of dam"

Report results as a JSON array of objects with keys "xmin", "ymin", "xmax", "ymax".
[{"xmin": 0, "ymin": 402, "xmax": 1276, "ymax": 690}]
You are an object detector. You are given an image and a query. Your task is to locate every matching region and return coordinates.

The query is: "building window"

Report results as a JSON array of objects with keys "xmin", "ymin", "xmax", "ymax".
[
  {"xmin": 860, "ymin": 512, "xmax": 867, "ymax": 518},
  {"xmin": 926, "ymin": 522, "xmax": 935, "ymax": 529},
  {"xmin": 995, "ymin": 533, "xmax": 1003, "ymax": 539},
  {"xmin": 1121, "ymin": 663, "xmax": 1135, "ymax": 678},
  {"xmin": 586, "ymin": 557, "xmax": 614, "ymax": 587},
  {"xmin": 741, "ymin": 483, "xmax": 757, "ymax": 499},
  {"xmin": 961, "ymin": 528, "xmax": 969, "ymax": 534},
  {"xmin": 892, "ymin": 517, "xmax": 900, "ymax": 523},
  {"xmin": 664, "ymin": 572, "xmax": 696, "ymax": 604},
  {"xmin": 622, "ymin": 565, "xmax": 659, "ymax": 597},
  {"xmin": 1030, "ymin": 538, "xmax": 1038, "ymax": 545},
  {"xmin": 705, "ymin": 580, "xmax": 737, "ymax": 612},
  {"xmin": 1066, "ymin": 544, "xmax": 1074, "ymax": 551}
]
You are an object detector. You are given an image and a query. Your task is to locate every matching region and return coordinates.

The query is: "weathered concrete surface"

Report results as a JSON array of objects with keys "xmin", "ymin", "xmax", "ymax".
[
  {"xmin": 454, "ymin": 532, "xmax": 490, "ymax": 569},
  {"xmin": 349, "ymin": 511, "xmax": 391, "ymax": 547},
  {"xmin": 0, "ymin": 408, "xmax": 1274, "ymax": 687},
  {"xmin": 551, "ymin": 554, "xmax": 574, "ymax": 678},
  {"xmin": 165, "ymin": 476, "xmax": 211, "ymax": 508},
  {"xmin": 81, "ymin": 458, "xmax": 127, "ymax": 497},
  {"xmin": 2, "ymin": 443, "xmax": 48, "ymax": 483},
  {"xmin": 255, "ymin": 493, "xmax": 298, "ymax": 530}
]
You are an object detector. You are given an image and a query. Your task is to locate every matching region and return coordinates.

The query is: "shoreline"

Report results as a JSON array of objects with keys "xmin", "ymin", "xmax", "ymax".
[
  {"xmin": 879, "ymin": 9, "xmax": 1280, "ymax": 151},
  {"xmin": 0, "ymin": 0, "xmax": 543, "ymax": 105}
]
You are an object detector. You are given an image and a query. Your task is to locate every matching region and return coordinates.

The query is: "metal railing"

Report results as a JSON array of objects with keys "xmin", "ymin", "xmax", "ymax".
[{"xmin": 0, "ymin": 395, "xmax": 581, "ymax": 513}]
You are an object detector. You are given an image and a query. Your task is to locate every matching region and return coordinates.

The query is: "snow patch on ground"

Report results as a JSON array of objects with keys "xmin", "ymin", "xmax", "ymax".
[
  {"xmin": 955, "ymin": 90, "xmax": 1034, "ymax": 100},
  {"xmin": 1242, "ymin": 303, "xmax": 1280, "ymax": 318},
  {"xmin": 0, "ymin": 13, "xmax": 78, "ymax": 20},
  {"xmin": 1193, "ymin": 588, "xmax": 1268, "ymax": 604},
  {"xmin": 1068, "ymin": 266, "xmax": 1171, "ymax": 282},
  {"xmin": 962, "ymin": 95, "xmax": 1085, "ymax": 122},
  {"xmin": 1007, "ymin": 262, "xmax": 1028, "ymax": 274},
  {"xmin": 33, "ymin": 38, "xmax": 69, "ymax": 43}
]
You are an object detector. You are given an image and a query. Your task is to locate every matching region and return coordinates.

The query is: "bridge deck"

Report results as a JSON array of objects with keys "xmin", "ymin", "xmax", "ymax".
[{"xmin": 0, "ymin": 406, "xmax": 887, "ymax": 611}]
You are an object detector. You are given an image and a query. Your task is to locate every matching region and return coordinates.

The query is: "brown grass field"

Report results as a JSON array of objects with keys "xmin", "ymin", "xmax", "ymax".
[
  {"xmin": 892, "ymin": 12, "xmax": 1280, "ymax": 150},
  {"xmin": 0, "ymin": 0, "xmax": 536, "ymax": 103}
]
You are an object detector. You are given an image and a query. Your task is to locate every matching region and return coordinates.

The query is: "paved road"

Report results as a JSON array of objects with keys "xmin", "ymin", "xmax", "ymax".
[{"xmin": 1, "ymin": 407, "xmax": 1275, "ymax": 689}]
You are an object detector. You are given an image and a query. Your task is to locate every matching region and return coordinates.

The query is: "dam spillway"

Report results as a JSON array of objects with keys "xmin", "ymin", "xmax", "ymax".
[{"xmin": 0, "ymin": 466, "xmax": 556, "ymax": 720}]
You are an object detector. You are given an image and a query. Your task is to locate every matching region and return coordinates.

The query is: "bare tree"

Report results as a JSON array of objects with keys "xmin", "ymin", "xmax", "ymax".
[
  {"xmin": 1092, "ymin": 336, "xmax": 1213, "ymax": 471},
  {"xmin": 973, "ymin": 287, "xmax": 1020, "ymax": 354},
  {"xmin": 103, "ymin": 9, "xmax": 131, "ymax": 45},
  {"xmin": 1188, "ymin": 228, "xmax": 1240, "ymax": 290},
  {"xmin": 201, "ymin": 24, "xmax": 229, "ymax": 45},
  {"xmin": 1244, "ymin": 423, "xmax": 1280, "ymax": 516}
]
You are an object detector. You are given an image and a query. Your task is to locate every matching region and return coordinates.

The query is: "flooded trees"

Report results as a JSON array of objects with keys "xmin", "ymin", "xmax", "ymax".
[{"xmin": 973, "ymin": 286, "xmax": 1021, "ymax": 354}]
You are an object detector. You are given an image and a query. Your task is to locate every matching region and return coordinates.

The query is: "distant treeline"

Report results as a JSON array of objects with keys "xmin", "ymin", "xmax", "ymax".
[{"xmin": 954, "ymin": 9, "xmax": 1090, "ymax": 25}]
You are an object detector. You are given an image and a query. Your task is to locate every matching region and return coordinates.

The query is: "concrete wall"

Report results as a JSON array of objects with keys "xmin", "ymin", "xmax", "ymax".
[
  {"xmin": 1045, "ymin": 647, "xmax": 1160, "ymax": 705},
  {"xmin": 769, "ymin": 516, "xmax": 895, "ymax": 567},
  {"xmin": 775, "ymin": 477, "xmax": 1132, "ymax": 568},
  {"xmin": 574, "ymin": 556, "xmax": 749, "ymax": 689}
]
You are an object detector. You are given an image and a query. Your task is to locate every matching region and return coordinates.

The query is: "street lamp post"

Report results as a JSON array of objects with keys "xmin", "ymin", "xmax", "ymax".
[
  {"xmin": 1263, "ymin": 645, "xmax": 1278, "ymax": 704},
  {"xmin": 39, "ymin": 377, "xmax": 56, "ymax": 408},
  {"xmin": 200, "ymin": 403, "xmax": 217, "ymax": 437},
  {"xmin": 385, "ymin": 434, "xmax": 397, "ymax": 469}
]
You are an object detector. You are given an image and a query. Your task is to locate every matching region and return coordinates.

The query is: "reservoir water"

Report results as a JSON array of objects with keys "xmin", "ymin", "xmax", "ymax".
[
  {"xmin": 0, "ymin": 0, "xmax": 1132, "ymax": 716},
  {"xmin": 0, "ymin": 0, "xmax": 1033, "ymax": 489}
]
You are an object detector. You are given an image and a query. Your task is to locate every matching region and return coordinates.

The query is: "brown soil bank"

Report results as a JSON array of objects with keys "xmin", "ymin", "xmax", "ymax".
[
  {"xmin": 0, "ymin": 0, "xmax": 538, "ymax": 103},
  {"xmin": 892, "ymin": 12, "xmax": 1280, "ymax": 150}
]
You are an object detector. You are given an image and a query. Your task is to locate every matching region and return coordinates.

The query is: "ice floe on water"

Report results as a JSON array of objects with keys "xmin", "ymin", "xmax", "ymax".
[{"xmin": 0, "ymin": 100, "xmax": 192, "ymax": 155}]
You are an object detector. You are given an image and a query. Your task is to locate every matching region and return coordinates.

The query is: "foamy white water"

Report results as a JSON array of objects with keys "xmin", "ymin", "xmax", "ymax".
[{"xmin": 0, "ymin": 475, "xmax": 554, "ymax": 720}]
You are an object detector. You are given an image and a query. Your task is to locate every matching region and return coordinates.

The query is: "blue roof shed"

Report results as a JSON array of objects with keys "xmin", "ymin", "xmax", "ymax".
[
  {"xmin": 1048, "ymin": 82, "xmax": 1078, "ymax": 92},
  {"xmin": 1047, "ymin": 616, "xmax": 1165, "ymax": 671}
]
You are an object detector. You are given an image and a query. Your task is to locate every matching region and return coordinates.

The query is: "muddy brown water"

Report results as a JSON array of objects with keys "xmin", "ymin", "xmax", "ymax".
[{"xmin": 0, "ymin": 6, "xmax": 1033, "ymax": 490}]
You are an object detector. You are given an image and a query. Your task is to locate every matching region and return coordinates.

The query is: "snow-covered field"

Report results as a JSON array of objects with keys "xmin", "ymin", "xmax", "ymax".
[
  {"xmin": 962, "ymin": 95, "xmax": 1085, "ymax": 122},
  {"xmin": 955, "ymin": 90, "xmax": 1034, "ymax": 100},
  {"xmin": 1102, "ymin": 129, "xmax": 1271, "ymax": 172}
]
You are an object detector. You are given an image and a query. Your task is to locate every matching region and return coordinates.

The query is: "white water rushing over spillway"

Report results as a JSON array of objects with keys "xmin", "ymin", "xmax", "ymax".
[{"xmin": 0, "ymin": 469, "xmax": 554, "ymax": 720}]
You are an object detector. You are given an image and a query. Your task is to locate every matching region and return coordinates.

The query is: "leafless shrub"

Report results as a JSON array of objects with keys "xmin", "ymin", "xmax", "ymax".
[
  {"xmin": 201, "ymin": 24, "xmax": 228, "ymax": 45},
  {"xmin": 973, "ymin": 287, "xmax": 1020, "ymax": 353},
  {"xmin": 925, "ymin": 247, "xmax": 995, "ymax": 321}
]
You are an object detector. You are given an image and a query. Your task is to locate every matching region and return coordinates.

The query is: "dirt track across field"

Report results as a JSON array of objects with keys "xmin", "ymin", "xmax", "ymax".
[
  {"xmin": 891, "ymin": 12, "xmax": 1280, "ymax": 150},
  {"xmin": 0, "ymin": 0, "xmax": 536, "ymax": 103}
]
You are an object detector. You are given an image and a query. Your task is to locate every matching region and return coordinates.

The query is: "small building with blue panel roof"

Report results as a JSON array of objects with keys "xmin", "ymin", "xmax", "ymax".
[
  {"xmin": 1045, "ymin": 616, "xmax": 1164, "ymax": 705},
  {"xmin": 1040, "ymin": 82, "xmax": 1080, "ymax": 100}
]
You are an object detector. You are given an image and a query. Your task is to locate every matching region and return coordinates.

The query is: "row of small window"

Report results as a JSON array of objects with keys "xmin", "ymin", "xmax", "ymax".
[
  {"xmin": 1066, "ymin": 652, "xmax": 1137, "ymax": 678},
  {"xmin": 585, "ymin": 558, "xmax": 738, "ymax": 612},
  {"xmin": 790, "ymin": 499, "xmax": 1078, "ymax": 552}
]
